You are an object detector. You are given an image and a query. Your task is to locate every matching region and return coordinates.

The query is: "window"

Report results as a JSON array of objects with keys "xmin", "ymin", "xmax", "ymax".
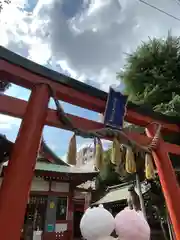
[{"xmin": 56, "ymin": 197, "xmax": 68, "ymax": 221}]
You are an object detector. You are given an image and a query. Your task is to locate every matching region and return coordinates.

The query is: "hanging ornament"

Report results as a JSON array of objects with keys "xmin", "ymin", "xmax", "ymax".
[
  {"xmin": 80, "ymin": 205, "xmax": 115, "ymax": 240},
  {"xmin": 94, "ymin": 138, "xmax": 104, "ymax": 170},
  {"xmin": 67, "ymin": 133, "xmax": 77, "ymax": 165},
  {"xmin": 104, "ymin": 87, "xmax": 128, "ymax": 129},
  {"xmin": 115, "ymin": 207, "xmax": 150, "ymax": 240},
  {"xmin": 145, "ymin": 153, "xmax": 155, "ymax": 180},
  {"xmin": 125, "ymin": 146, "xmax": 136, "ymax": 174},
  {"xmin": 111, "ymin": 138, "xmax": 122, "ymax": 165}
]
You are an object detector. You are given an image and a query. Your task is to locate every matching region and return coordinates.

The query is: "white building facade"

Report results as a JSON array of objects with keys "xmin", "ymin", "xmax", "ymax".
[{"xmin": 76, "ymin": 146, "xmax": 94, "ymax": 167}]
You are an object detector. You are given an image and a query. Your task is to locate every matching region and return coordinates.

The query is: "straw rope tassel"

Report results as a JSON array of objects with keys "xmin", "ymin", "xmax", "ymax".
[
  {"xmin": 111, "ymin": 137, "xmax": 122, "ymax": 165},
  {"xmin": 94, "ymin": 138, "xmax": 104, "ymax": 170},
  {"xmin": 125, "ymin": 146, "xmax": 136, "ymax": 174},
  {"xmin": 67, "ymin": 133, "xmax": 77, "ymax": 165},
  {"xmin": 145, "ymin": 153, "xmax": 155, "ymax": 180}
]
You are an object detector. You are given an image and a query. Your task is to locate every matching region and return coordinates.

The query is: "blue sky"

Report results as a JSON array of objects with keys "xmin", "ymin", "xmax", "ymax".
[
  {"xmin": 0, "ymin": 0, "xmax": 180, "ymax": 160},
  {"xmin": 0, "ymin": 0, "xmax": 101, "ymax": 160},
  {"xmin": 2, "ymin": 82, "xmax": 99, "ymax": 159}
]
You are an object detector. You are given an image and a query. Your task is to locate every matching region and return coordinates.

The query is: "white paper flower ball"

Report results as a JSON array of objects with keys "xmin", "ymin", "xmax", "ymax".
[
  {"xmin": 80, "ymin": 205, "xmax": 115, "ymax": 240},
  {"xmin": 115, "ymin": 208, "xmax": 150, "ymax": 240}
]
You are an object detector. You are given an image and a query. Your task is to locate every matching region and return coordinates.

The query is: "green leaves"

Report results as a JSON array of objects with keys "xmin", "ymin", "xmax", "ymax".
[
  {"xmin": 154, "ymin": 94, "xmax": 180, "ymax": 117},
  {"xmin": 117, "ymin": 34, "xmax": 180, "ymax": 117},
  {"xmin": 117, "ymin": 33, "xmax": 180, "ymax": 172},
  {"xmin": 95, "ymin": 149, "xmax": 121, "ymax": 190}
]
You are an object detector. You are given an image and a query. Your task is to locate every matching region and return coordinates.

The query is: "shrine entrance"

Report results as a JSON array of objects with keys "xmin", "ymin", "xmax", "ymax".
[{"xmin": 22, "ymin": 195, "xmax": 48, "ymax": 239}]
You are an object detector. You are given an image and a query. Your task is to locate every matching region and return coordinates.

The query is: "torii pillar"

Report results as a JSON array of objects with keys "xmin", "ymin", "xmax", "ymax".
[
  {"xmin": 146, "ymin": 124, "xmax": 180, "ymax": 239},
  {"xmin": 0, "ymin": 84, "xmax": 50, "ymax": 240}
]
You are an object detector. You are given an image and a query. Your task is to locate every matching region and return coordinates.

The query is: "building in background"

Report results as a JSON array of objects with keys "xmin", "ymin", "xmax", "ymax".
[
  {"xmin": 76, "ymin": 145, "xmax": 94, "ymax": 168},
  {"xmin": 98, "ymin": 113, "xmax": 104, "ymax": 123},
  {"xmin": 0, "ymin": 135, "xmax": 97, "ymax": 240},
  {"xmin": 76, "ymin": 139, "xmax": 112, "ymax": 170}
]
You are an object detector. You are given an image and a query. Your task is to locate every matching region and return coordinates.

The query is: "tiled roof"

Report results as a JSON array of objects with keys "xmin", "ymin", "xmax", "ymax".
[
  {"xmin": 35, "ymin": 162, "xmax": 97, "ymax": 174},
  {"xmin": 2, "ymin": 160, "xmax": 97, "ymax": 174},
  {"xmin": 94, "ymin": 182, "xmax": 151, "ymax": 205}
]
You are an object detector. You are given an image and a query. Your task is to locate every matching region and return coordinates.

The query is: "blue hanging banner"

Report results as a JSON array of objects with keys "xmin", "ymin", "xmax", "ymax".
[{"xmin": 103, "ymin": 87, "xmax": 128, "ymax": 129}]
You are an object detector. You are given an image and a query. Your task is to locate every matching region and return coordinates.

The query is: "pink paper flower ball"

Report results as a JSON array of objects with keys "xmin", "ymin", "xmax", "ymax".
[{"xmin": 115, "ymin": 208, "xmax": 150, "ymax": 240}]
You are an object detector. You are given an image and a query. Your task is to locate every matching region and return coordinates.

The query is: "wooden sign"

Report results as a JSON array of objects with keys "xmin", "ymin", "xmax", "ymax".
[{"xmin": 104, "ymin": 87, "xmax": 128, "ymax": 129}]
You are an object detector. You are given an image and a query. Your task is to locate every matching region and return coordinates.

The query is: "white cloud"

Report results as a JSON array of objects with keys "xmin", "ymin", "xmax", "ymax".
[
  {"xmin": 1, "ymin": 0, "xmax": 180, "ymax": 91},
  {"xmin": 28, "ymin": 0, "xmax": 180, "ymax": 90},
  {"xmin": 0, "ymin": 0, "xmax": 29, "ymax": 46},
  {"xmin": 28, "ymin": 42, "xmax": 51, "ymax": 65},
  {"xmin": 0, "ymin": 114, "xmax": 20, "ymax": 130}
]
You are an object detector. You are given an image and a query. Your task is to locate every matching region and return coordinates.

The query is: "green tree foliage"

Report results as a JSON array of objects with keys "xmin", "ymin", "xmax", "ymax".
[
  {"xmin": 117, "ymin": 33, "xmax": 180, "ymax": 170},
  {"xmin": 0, "ymin": 0, "xmax": 11, "ymax": 92},
  {"xmin": 117, "ymin": 33, "xmax": 180, "ymax": 117},
  {"xmin": 95, "ymin": 148, "xmax": 121, "ymax": 190}
]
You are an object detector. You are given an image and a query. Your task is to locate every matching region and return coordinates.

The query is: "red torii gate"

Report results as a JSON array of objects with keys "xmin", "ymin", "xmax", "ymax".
[{"xmin": 0, "ymin": 47, "xmax": 180, "ymax": 239}]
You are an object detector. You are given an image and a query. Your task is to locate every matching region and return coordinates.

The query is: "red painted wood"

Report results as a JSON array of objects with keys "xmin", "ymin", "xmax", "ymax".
[
  {"xmin": 56, "ymin": 220, "xmax": 69, "ymax": 224},
  {"xmin": 41, "ymin": 232, "xmax": 56, "ymax": 240},
  {"xmin": 31, "ymin": 191, "xmax": 71, "ymax": 197},
  {"xmin": 0, "ymin": 84, "xmax": 50, "ymax": 240},
  {"xmin": 67, "ymin": 186, "xmax": 74, "ymax": 240},
  {"xmin": 41, "ymin": 231, "xmax": 70, "ymax": 240},
  {"xmin": 146, "ymin": 124, "xmax": 180, "ymax": 240},
  {"xmin": 0, "ymin": 60, "xmax": 179, "ymax": 133},
  {"xmin": 74, "ymin": 206, "xmax": 84, "ymax": 212},
  {"xmin": 55, "ymin": 231, "xmax": 70, "ymax": 240},
  {"xmin": 126, "ymin": 110, "xmax": 179, "ymax": 133},
  {"xmin": 0, "ymin": 60, "xmax": 104, "ymax": 113},
  {"xmin": 1, "ymin": 94, "xmax": 180, "ymax": 156}
]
